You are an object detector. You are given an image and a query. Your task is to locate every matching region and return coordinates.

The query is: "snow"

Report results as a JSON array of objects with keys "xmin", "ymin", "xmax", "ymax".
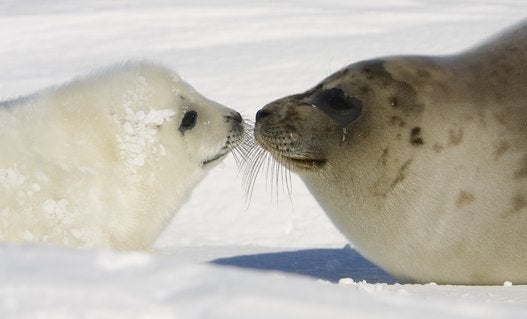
[
  {"xmin": 1, "ymin": 0, "xmax": 527, "ymax": 318},
  {"xmin": 2, "ymin": 245, "xmax": 527, "ymax": 319},
  {"xmin": 118, "ymin": 108, "xmax": 175, "ymax": 169}
]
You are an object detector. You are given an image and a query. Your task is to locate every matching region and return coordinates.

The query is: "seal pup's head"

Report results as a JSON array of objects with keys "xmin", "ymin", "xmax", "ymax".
[
  {"xmin": 94, "ymin": 62, "xmax": 248, "ymax": 178},
  {"xmin": 169, "ymin": 76, "xmax": 246, "ymax": 170}
]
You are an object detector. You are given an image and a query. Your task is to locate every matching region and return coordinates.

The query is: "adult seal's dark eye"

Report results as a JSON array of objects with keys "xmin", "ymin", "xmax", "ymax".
[
  {"xmin": 311, "ymin": 87, "xmax": 362, "ymax": 127},
  {"xmin": 179, "ymin": 110, "xmax": 197, "ymax": 133}
]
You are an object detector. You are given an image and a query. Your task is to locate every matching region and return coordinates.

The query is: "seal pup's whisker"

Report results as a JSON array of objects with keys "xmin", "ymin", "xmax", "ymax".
[
  {"xmin": 230, "ymin": 119, "xmax": 255, "ymax": 171},
  {"xmin": 242, "ymin": 144, "xmax": 269, "ymax": 205}
]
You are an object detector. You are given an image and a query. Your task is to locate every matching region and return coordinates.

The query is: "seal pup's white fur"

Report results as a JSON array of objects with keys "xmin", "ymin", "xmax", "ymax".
[{"xmin": 0, "ymin": 62, "xmax": 244, "ymax": 250}]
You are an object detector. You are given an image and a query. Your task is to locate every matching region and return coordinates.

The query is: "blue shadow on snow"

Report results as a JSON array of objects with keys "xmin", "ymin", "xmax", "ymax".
[{"xmin": 211, "ymin": 245, "xmax": 396, "ymax": 284}]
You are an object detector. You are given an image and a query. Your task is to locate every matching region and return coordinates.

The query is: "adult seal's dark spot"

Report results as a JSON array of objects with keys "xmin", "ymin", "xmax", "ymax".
[
  {"xmin": 253, "ymin": 21, "xmax": 527, "ymax": 285},
  {"xmin": 410, "ymin": 127, "xmax": 424, "ymax": 146}
]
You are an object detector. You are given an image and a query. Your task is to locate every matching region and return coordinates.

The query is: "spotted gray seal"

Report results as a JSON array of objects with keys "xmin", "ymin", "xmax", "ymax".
[{"xmin": 253, "ymin": 22, "xmax": 527, "ymax": 284}]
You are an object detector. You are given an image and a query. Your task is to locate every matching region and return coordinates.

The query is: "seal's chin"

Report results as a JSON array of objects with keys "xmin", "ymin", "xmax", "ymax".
[{"xmin": 201, "ymin": 147, "xmax": 229, "ymax": 167}]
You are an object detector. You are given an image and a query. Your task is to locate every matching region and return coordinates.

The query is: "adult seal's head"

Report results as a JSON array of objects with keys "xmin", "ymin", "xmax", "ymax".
[{"xmin": 254, "ymin": 21, "xmax": 527, "ymax": 285}]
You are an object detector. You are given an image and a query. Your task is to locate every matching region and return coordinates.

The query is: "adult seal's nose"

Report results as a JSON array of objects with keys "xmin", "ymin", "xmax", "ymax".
[{"xmin": 255, "ymin": 109, "xmax": 271, "ymax": 122}]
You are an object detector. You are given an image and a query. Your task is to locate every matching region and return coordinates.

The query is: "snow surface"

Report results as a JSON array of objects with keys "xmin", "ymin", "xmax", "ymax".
[{"xmin": 1, "ymin": 0, "xmax": 527, "ymax": 318}]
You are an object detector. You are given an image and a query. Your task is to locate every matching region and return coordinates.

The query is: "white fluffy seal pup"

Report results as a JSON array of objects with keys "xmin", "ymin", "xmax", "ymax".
[
  {"xmin": 0, "ymin": 62, "xmax": 245, "ymax": 250},
  {"xmin": 253, "ymin": 22, "xmax": 527, "ymax": 284}
]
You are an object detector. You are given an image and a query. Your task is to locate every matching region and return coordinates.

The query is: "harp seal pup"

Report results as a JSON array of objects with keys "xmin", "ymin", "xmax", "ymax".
[
  {"xmin": 0, "ymin": 62, "xmax": 244, "ymax": 250},
  {"xmin": 254, "ymin": 21, "xmax": 527, "ymax": 285}
]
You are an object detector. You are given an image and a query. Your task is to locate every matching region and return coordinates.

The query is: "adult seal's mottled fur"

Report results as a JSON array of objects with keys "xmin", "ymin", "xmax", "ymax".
[
  {"xmin": 254, "ymin": 22, "xmax": 527, "ymax": 285},
  {"xmin": 0, "ymin": 62, "xmax": 245, "ymax": 250}
]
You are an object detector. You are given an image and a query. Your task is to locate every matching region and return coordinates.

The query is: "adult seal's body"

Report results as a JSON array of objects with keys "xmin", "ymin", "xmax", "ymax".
[
  {"xmin": 0, "ymin": 62, "xmax": 244, "ymax": 250},
  {"xmin": 254, "ymin": 22, "xmax": 527, "ymax": 285}
]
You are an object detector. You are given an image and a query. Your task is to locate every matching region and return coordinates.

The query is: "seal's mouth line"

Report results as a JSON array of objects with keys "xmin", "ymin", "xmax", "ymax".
[
  {"xmin": 255, "ymin": 135, "xmax": 326, "ymax": 169},
  {"xmin": 281, "ymin": 155, "xmax": 326, "ymax": 169},
  {"xmin": 262, "ymin": 144, "xmax": 326, "ymax": 169},
  {"xmin": 201, "ymin": 147, "xmax": 229, "ymax": 166}
]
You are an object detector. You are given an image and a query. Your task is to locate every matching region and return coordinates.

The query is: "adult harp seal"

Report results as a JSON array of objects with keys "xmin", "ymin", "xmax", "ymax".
[{"xmin": 254, "ymin": 22, "xmax": 527, "ymax": 284}]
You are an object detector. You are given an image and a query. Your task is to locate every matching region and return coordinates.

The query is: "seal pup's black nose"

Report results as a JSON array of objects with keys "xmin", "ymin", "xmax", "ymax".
[{"xmin": 226, "ymin": 111, "xmax": 243, "ymax": 123}]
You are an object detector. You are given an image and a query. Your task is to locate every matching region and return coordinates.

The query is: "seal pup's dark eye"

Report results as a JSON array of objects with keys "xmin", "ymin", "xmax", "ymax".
[
  {"xmin": 311, "ymin": 88, "xmax": 362, "ymax": 127},
  {"xmin": 179, "ymin": 110, "xmax": 197, "ymax": 132}
]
